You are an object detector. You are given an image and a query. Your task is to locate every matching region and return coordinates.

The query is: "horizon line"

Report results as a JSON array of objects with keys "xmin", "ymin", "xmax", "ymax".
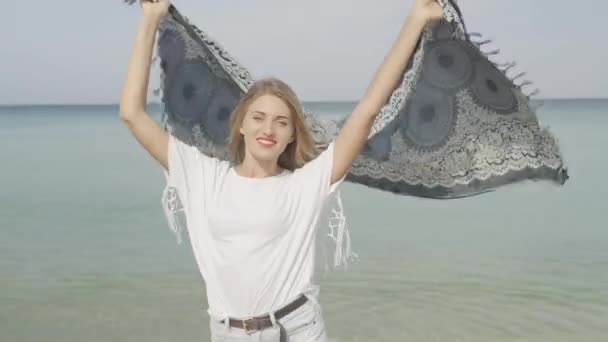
[{"xmin": 1, "ymin": 97, "xmax": 607, "ymax": 107}]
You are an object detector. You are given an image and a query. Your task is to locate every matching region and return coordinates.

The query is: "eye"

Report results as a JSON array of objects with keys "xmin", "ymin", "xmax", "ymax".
[
  {"xmin": 278, "ymin": 121, "xmax": 288, "ymax": 127},
  {"xmin": 253, "ymin": 116, "xmax": 263, "ymax": 122}
]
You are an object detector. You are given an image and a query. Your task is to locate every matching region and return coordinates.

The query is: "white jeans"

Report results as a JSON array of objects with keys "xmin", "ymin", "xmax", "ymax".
[{"xmin": 208, "ymin": 294, "xmax": 327, "ymax": 342}]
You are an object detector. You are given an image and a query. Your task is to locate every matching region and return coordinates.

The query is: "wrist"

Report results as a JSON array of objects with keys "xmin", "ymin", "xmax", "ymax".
[
  {"xmin": 140, "ymin": 14, "xmax": 162, "ymax": 29},
  {"xmin": 405, "ymin": 12, "xmax": 429, "ymax": 31}
]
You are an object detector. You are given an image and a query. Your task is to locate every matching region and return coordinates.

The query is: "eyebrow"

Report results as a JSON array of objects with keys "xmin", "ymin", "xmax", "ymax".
[{"xmin": 252, "ymin": 110, "xmax": 290, "ymax": 121}]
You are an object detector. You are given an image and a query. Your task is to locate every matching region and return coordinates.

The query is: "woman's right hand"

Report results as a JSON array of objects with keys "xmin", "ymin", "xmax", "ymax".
[
  {"xmin": 140, "ymin": 0, "xmax": 170, "ymax": 24},
  {"xmin": 408, "ymin": 0, "xmax": 443, "ymax": 25}
]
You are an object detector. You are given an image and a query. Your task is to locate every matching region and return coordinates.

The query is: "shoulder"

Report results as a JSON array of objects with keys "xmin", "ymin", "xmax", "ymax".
[
  {"xmin": 291, "ymin": 141, "xmax": 343, "ymax": 196},
  {"xmin": 293, "ymin": 141, "xmax": 336, "ymax": 175},
  {"xmin": 167, "ymin": 134, "xmax": 231, "ymax": 176}
]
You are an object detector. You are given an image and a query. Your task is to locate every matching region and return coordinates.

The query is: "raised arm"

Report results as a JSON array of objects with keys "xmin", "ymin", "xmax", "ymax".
[
  {"xmin": 119, "ymin": 0, "xmax": 171, "ymax": 170},
  {"xmin": 331, "ymin": 0, "xmax": 442, "ymax": 184}
]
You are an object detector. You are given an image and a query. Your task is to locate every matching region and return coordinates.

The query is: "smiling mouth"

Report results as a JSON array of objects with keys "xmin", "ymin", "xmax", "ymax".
[{"xmin": 256, "ymin": 138, "xmax": 277, "ymax": 147}]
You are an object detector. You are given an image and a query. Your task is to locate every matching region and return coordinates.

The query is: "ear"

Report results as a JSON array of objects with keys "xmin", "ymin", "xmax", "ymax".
[{"xmin": 239, "ymin": 120, "xmax": 246, "ymax": 135}]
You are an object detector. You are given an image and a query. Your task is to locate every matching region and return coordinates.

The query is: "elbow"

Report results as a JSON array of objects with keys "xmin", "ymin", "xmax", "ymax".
[
  {"xmin": 118, "ymin": 89, "xmax": 145, "ymax": 122},
  {"xmin": 119, "ymin": 108, "xmax": 135, "ymax": 124},
  {"xmin": 119, "ymin": 100, "xmax": 141, "ymax": 124},
  {"xmin": 119, "ymin": 110, "xmax": 142, "ymax": 127}
]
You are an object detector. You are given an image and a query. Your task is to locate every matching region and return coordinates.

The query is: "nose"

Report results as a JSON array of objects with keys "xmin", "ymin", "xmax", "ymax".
[{"xmin": 262, "ymin": 119, "xmax": 275, "ymax": 136}]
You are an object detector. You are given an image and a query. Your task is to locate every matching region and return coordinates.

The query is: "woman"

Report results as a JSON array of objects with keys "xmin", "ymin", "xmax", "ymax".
[{"xmin": 119, "ymin": 0, "xmax": 442, "ymax": 340}]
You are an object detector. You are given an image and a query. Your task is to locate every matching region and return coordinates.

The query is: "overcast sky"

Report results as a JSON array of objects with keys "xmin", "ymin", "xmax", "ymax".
[{"xmin": 1, "ymin": 0, "xmax": 605, "ymax": 104}]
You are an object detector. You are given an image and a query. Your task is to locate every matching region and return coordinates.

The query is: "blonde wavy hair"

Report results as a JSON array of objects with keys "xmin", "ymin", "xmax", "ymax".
[{"xmin": 228, "ymin": 78, "xmax": 318, "ymax": 170}]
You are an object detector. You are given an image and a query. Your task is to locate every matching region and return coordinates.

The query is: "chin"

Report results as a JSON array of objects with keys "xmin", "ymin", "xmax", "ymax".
[
  {"xmin": 253, "ymin": 149, "xmax": 282, "ymax": 162},
  {"xmin": 253, "ymin": 145, "xmax": 287, "ymax": 162}
]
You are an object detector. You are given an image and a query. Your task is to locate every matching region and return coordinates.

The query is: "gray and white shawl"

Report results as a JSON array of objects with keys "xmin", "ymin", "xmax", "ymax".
[{"xmin": 125, "ymin": 0, "xmax": 569, "ymax": 272}]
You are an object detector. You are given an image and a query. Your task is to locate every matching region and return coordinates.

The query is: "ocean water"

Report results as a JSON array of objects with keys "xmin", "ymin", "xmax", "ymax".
[{"xmin": 1, "ymin": 100, "xmax": 607, "ymax": 341}]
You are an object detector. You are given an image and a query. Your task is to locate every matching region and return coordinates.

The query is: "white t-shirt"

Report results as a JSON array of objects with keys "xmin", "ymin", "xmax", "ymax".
[{"xmin": 165, "ymin": 135, "xmax": 344, "ymax": 318}]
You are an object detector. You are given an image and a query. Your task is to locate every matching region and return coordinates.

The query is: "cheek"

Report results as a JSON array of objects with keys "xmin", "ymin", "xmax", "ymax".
[
  {"xmin": 240, "ymin": 119, "xmax": 257, "ymax": 137},
  {"xmin": 279, "ymin": 126, "xmax": 295, "ymax": 143}
]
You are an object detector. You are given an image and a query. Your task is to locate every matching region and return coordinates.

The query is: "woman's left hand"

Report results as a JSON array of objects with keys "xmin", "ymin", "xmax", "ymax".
[{"xmin": 408, "ymin": 0, "xmax": 443, "ymax": 25}]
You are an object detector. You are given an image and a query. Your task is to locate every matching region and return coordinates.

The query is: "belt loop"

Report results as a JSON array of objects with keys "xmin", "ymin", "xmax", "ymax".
[
  {"xmin": 269, "ymin": 310, "xmax": 278, "ymax": 327},
  {"xmin": 223, "ymin": 315, "xmax": 230, "ymax": 330}
]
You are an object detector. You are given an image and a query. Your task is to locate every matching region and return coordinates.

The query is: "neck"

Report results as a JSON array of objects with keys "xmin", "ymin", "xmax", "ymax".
[{"xmin": 236, "ymin": 154, "xmax": 282, "ymax": 178}]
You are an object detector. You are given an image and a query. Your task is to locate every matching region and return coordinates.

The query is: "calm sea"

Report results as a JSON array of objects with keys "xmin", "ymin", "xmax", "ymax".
[{"xmin": 1, "ymin": 100, "xmax": 607, "ymax": 341}]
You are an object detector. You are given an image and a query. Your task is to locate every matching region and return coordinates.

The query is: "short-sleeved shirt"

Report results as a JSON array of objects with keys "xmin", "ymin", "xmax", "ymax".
[{"xmin": 165, "ymin": 135, "xmax": 344, "ymax": 318}]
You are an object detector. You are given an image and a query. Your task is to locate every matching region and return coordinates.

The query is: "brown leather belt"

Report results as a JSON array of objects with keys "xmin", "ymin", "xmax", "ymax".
[{"xmin": 220, "ymin": 295, "xmax": 308, "ymax": 333}]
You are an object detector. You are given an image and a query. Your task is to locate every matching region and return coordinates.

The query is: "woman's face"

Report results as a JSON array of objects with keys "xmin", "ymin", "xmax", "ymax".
[{"xmin": 239, "ymin": 94, "xmax": 295, "ymax": 164}]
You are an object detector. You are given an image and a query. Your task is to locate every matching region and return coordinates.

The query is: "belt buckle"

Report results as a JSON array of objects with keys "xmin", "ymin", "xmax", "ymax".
[{"xmin": 242, "ymin": 318, "xmax": 259, "ymax": 335}]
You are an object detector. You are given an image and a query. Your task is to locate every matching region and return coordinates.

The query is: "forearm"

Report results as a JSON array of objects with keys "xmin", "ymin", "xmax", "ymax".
[
  {"xmin": 119, "ymin": 16, "xmax": 160, "ymax": 120},
  {"xmin": 331, "ymin": 14, "xmax": 430, "ymax": 183},
  {"xmin": 354, "ymin": 15, "xmax": 427, "ymax": 120}
]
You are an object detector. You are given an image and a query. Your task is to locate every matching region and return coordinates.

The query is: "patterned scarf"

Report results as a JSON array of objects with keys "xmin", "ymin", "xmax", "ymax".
[{"xmin": 125, "ymin": 0, "xmax": 568, "ymax": 272}]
